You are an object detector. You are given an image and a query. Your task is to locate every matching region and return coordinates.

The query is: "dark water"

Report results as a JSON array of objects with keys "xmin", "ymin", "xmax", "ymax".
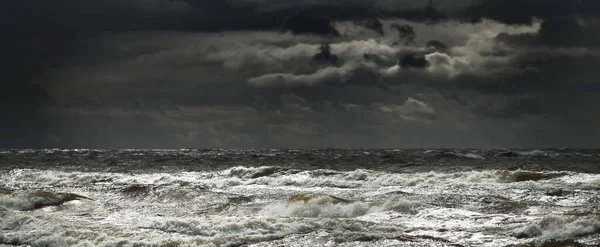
[
  {"xmin": 2, "ymin": 149, "xmax": 600, "ymax": 173},
  {"xmin": 1, "ymin": 149, "xmax": 599, "ymax": 247}
]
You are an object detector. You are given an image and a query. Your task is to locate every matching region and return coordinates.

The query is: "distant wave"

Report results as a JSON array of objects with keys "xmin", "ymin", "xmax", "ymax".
[
  {"xmin": 436, "ymin": 151, "xmax": 485, "ymax": 160},
  {"xmin": 2, "ymin": 149, "xmax": 600, "ymax": 175},
  {"xmin": 494, "ymin": 149, "xmax": 557, "ymax": 157}
]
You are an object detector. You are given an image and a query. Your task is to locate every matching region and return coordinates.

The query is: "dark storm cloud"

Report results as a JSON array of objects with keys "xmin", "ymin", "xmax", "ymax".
[
  {"xmin": 475, "ymin": 97, "xmax": 544, "ymax": 119},
  {"xmin": 312, "ymin": 44, "xmax": 341, "ymax": 65},
  {"xmin": 9, "ymin": 1, "xmax": 600, "ymax": 39},
  {"xmin": 464, "ymin": 0, "xmax": 600, "ymax": 24},
  {"xmin": 2, "ymin": 0, "xmax": 198, "ymax": 108},
  {"xmin": 5, "ymin": 0, "xmax": 600, "ymax": 148},
  {"xmin": 425, "ymin": 40, "xmax": 448, "ymax": 51},
  {"xmin": 391, "ymin": 24, "xmax": 417, "ymax": 45},
  {"xmin": 0, "ymin": 84, "xmax": 52, "ymax": 148},
  {"xmin": 18, "ymin": 0, "xmax": 423, "ymax": 35},
  {"xmin": 281, "ymin": 9, "xmax": 340, "ymax": 36},
  {"xmin": 399, "ymin": 54, "xmax": 429, "ymax": 68},
  {"xmin": 497, "ymin": 18, "xmax": 600, "ymax": 49},
  {"xmin": 364, "ymin": 19, "xmax": 385, "ymax": 35}
]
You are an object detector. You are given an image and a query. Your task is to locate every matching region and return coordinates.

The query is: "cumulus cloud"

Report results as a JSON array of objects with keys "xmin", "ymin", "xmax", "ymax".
[
  {"xmin": 373, "ymin": 97, "xmax": 436, "ymax": 121},
  {"xmin": 331, "ymin": 39, "xmax": 402, "ymax": 61},
  {"xmin": 425, "ymin": 52, "xmax": 472, "ymax": 77},
  {"xmin": 280, "ymin": 94, "xmax": 313, "ymax": 113},
  {"xmin": 248, "ymin": 61, "xmax": 380, "ymax": 87},
  {"xmin": 203, "ymin": 43, "xmax": 318, "ymax": 73}
]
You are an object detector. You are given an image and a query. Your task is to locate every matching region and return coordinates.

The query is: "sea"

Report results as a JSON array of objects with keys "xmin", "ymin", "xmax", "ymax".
[{"xmin": 1, "ymin": 149, "xmax": 599, "ymax": 247}]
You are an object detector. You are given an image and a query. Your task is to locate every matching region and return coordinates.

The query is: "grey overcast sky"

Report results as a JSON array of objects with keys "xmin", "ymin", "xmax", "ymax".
[{"xmin": 2, "ymin": 0, "xmax": 600, "ymax": 149}]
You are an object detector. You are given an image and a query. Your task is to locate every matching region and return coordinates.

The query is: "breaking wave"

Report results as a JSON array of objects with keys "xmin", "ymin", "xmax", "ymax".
[
  {"xmin": 515, "ymin": 215, "xmax": 600, "ymax": 240},
  {"xmin": 1, "ymin": 156, "xmax": 600, "ymax": 246},
  {"xmin": 261, "ymin": 193, "xmax": 371, "ymax": 218},
  {"xmin": 0, "ymin": 190, "xmax": 92, "ymax": 211}
]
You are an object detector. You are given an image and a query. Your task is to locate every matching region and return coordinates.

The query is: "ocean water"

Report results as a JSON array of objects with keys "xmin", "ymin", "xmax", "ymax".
[{"xmin": 1, "ymin": 149, "xmax": 599, "ymax": 247}]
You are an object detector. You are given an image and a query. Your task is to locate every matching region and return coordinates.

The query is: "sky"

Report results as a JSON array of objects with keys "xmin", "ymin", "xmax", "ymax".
[{"xmin": 2, "ymin": 0, "xmax": 600, "ymax": 149}]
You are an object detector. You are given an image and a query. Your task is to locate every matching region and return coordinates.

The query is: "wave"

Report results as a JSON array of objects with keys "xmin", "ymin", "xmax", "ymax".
[
  {"xmin": 224, "ymin": 166, "xmax": 300, "ymax": 179},
  {"xmin": 494, "ymin": 170, "xmax": 565, "ymax": 182},
  {"xmin": 514, "ymin": 215, "xmax": 600, "ymax": 240},
  {"xmin": 437, "ymin": 151, "xmax": 485, "ymax": 160},
  {"xmin": 0, "ymin": 190, "xmax": 92, "ymax": 211},
  {"xmin": 261, "ymin": 193, "xmax": 371, "ymax": 218},
  {"xmin": 260, "ymin": 193, "xmax": 426, "ymax": 219},
  {"xmin": 494, "ymin": 149, "xmax": 557, "ymax": 157},
  {"xmin": 1, "ymin": 213, "xmax": 409, "ymax": 247},
  {"xmin": 0, "ymin": 167, "xmax": 587, "ymax": 194},
  {"xmin": 1, "ymin": 165, "xmax": 599, "ymax": 246}
]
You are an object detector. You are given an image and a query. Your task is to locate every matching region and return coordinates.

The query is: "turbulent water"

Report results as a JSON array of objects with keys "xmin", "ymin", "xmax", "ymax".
[{"xmin": 1, "ymin": 149, "xmax": 599, "ymax": 247}]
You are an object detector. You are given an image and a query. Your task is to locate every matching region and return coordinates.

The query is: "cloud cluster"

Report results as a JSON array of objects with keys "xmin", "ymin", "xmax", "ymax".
[
  {"xmin": 373, "ymin": 97, "xmax": 436, "ymax": 121},
  {"xmin": 4, "ymin": 0, "xmax": 600, "ymax": 148},
  {"xmin": 248, "ymin": 61, "xmax": 380, "ymax": 87}
]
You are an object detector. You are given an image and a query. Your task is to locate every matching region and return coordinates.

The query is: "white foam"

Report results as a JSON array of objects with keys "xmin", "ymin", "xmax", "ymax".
[
  {"xmin": 260, "ymin": 199, "xmax": 371, "ymax": 218},
  {"xmin": 380, "ymin": 198, "xmax": 424, "ymax": 214},
  {"xmin": 515, "ymin": 215, "xmax": 600, "ymax": 239},
  {"xmin": 1, "ymin": 167, "xmax": 599, "ymax": 246},
  {"xmin": 0, "ymin": 191, "xmax": 90, "ymax": 211},
  {"xmin": 3, "ymin": 168, "xmax": 593, "ymax": 193}
]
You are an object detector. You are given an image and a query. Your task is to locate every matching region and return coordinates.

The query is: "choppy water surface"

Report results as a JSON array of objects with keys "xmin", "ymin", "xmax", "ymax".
[{"xmin": 1, "ymin": 149, "xmax": 599, "ymax": 247}]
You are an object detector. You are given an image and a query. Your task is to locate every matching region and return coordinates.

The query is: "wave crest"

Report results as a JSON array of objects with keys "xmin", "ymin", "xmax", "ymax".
[{"xmin": 0, "ymin": 190, "xmax": 92, "ymax": 211}]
